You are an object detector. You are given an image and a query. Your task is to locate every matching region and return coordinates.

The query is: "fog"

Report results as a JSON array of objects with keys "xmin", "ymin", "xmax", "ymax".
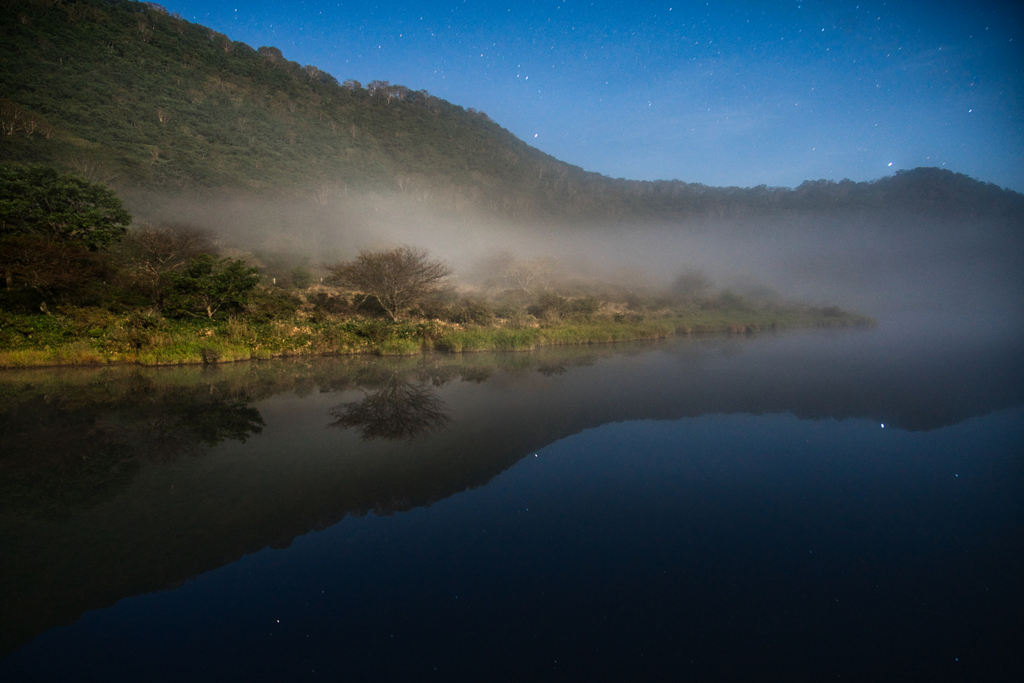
[{"xmin": 124, "ymin": 187, "xmax": 1024, "ymax": 331}]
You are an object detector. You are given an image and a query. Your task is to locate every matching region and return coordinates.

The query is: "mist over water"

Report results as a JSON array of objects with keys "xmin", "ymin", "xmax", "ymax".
[
  {"xmin": 126, "ymin": 187, "xmax": 1024, "ymax": 332},
  {"xmin": 3, "ymin": 0, "xmax": 1022, "ymax": 675},
  {"xmin": 4, "ymin": 182, "xmax": 1023, "ymax": 677}
]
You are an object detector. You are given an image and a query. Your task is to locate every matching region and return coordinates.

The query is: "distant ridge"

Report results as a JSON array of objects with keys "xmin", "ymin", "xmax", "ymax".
[{"xmin": 1, "ymin": 0, "xmax": 1021, "ymax": 222}]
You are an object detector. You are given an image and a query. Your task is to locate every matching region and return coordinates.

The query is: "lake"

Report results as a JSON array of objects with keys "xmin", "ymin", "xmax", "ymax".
[{"xmin": 1, "ymin": 317, "xmax": 1022, "ymax": 681}]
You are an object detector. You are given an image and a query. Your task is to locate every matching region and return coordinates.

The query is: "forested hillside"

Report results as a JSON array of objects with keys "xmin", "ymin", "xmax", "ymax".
[
  {"xmin": 0, "ymin": 0, "xmax": 608, "ymax": 216},
  {"xmin": 1, "ymin": 0, "xmax": 1021, "ymax": 222}
]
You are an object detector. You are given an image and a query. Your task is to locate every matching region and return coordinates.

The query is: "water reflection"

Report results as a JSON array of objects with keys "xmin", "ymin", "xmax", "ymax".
[
  {"xmin": 129, "ymin": 395, "xmax": 264, "ymax": 460},
  {"xmin": 0, "ymin": 324, "xmax": 1022, "ymax": 662},
  {"xmin": 0, "ymin": 379, "xmax": 264, "ymax": 517},
  {"xmin": 328, "ymin": 375, "xmax": 450, "ymax": 441}
]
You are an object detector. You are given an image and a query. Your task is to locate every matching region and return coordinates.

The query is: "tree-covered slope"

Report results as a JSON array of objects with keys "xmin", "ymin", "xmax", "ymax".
[
  {"xmin": 0, "ymin": 0, "xmax": 596, "ymax": 206},
  {"xmin": 1, "ymin": 0, "xmax": 1021, "ymax": 223}
]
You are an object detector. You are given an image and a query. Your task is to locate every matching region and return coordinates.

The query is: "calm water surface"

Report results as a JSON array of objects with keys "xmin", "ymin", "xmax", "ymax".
[{"xmin": 1, "ymin": 319, "xmax": 1021, "ymax": 681}]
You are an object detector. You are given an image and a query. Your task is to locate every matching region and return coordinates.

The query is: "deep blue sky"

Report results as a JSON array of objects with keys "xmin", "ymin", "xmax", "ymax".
[{"xmin": 159, "ymin": 1, "xmax": 1023, "ymax": 191}]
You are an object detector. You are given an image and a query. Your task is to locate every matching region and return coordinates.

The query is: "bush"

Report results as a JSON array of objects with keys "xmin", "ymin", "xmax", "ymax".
[
  {"xmin": 527, "ymin": 292, "xmax": 568, "ymax": 319},
  {"xmin": 309, "ymin": 292, "xmax": 351, "ymax": 316},
  {"xmin": 700, "ymin": 290, "xmax": 750, "ymax": 312},
  {"xmin": 566, "ymin": 297, "xmax": 600, "ymax": 319},
  {"xmin": 352, "ymin": 293, "xmax": 389, "ymax": 317},
  {"xmin": 162, "ymin": 255, "xmax": 260, "ymax": 319},
  {"xmin": 245, "ymin": 288, "xmax": 302, "ymax": 322},
  {"xmin": 110, "ymin": 311, "xmax": 165, "ymax": 350},
  {"xmin": 291, "ymin": 265, "xmax": 314, "ymax": 289},
  {"xmin": 625, "ymin": 293, "xmax": 650, "ymax": 311},
  {"xmin": 446, "ymin": 298, "xmax": 495, "ymax": 325}
]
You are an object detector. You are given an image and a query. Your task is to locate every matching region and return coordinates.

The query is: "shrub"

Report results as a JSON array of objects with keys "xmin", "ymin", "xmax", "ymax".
[
  {"xmin": 352, "ymin": 293, "xmax": 388, "ymax": 317},
  {"xmin": 245, "ymin": 288, "xmax": 301, "ymax": 322},
  {"xmin": 527, "ymin": 292, "xmax": 568, "ymax": 319},
  {"xmin": 566, "ymin": 297, "xmax": 600, "ymax": 319},
  {"xmin": 309, "ymin": 292, "xmax": 351, "ymax": 315},
  {"xmin": 446, "ymin": 298, "xmax": 495, "ymax": 325},
  {"xmin": 290, "ymin": 265, "xmax": 314, "ymax": 289},
  {"xmin": 162, "ymin": 255, "xmax": 260, "ymax": 319}
]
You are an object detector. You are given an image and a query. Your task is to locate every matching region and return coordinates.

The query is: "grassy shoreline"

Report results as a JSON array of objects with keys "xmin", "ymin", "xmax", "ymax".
[{"xmin": 0, "ymin": 307, "xmax": 874, "ymax": 369}]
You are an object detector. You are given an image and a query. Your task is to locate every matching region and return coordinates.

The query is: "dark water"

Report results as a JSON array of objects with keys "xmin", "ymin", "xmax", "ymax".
[{"xmin": 1, "ymin": 319, "xmax": 1022, "ymax": 681}]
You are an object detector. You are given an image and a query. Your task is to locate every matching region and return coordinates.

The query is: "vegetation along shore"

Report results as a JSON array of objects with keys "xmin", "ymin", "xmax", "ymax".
[{"xmin": 0, "ymin": 165, "xmax": 871, "ymax": 369}]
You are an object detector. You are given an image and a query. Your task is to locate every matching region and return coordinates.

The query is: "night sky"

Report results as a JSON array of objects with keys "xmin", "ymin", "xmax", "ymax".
[{"xmin": 159, "ymin": 1, "xmax": 1023, "ymax": 191}]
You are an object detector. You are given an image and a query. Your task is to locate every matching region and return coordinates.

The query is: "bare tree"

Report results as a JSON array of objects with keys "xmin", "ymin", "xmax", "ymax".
[
  {"xmin": 505, "ymin": 256, "xmax": 557, "ymax": 293},
  {"xmin": 506, "ymin": 260, "xmax": 540, "ymax": 293},
  {"xmin": 0, "ymin": 100, "xmax": 23, "ymax": 136},
  {"xmin": 120, "ymin": 223, "xmax": 216, "ymax": 303},
  {"xmin": 325, "ymin": 245, "xmax": 452, "ymax": 320}
]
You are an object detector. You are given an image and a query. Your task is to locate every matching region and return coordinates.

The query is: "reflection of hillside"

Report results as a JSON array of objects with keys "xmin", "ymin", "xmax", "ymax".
[{"xmin": 1, "ymin": 327, "xmax": 1022, "ymax": 659}]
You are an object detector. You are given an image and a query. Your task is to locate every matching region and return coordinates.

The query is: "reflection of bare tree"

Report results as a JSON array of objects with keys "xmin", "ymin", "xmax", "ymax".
[{"xmin": 329, "ymin": 376, "xmax": 450, "ymax": 441}]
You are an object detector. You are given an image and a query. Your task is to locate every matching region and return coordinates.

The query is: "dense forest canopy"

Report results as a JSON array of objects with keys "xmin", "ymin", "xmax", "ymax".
[{"xmin": 1, "ymin": 0, "xmax": 1021, "ymax": 223}]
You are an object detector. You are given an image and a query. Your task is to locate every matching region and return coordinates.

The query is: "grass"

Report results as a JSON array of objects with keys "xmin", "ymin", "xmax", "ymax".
[{"xmin": 0, "ymin": 306, "xmax": 875, "ymax": 369}]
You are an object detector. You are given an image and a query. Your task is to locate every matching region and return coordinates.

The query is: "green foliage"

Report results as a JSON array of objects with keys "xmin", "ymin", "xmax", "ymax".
[
  {"xmin": 0, "ymin": 302, "xmax": 874, "ymax": 368},
  {"xmin": 0, "ymin": 309, "xmax": 79, "ymax": 349},
  {"xmin": 163, "ymin": 254, "xmax": 260, "ymax": 319},
  {"xmin": 0, "ymin": 0, "xmax": 588, "ymax": 208},
  {"xmin": 0, "ymin": 163, "xmax": 130, "ymax": 309},
  {"xmin": 0, "ymin": 164, "xmax": 130, "ymax": 249}
]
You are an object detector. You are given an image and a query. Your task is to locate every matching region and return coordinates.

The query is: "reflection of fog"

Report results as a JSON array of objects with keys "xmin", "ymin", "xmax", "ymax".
[{"xmin": 329, "ymin": 375, "xmax": 450, "ymax": 441}]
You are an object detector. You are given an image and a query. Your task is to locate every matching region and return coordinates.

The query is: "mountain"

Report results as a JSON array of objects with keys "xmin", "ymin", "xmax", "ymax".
[{"xmin": 1, "ymin": 0, "xmax": 1022, "ymax": 223}]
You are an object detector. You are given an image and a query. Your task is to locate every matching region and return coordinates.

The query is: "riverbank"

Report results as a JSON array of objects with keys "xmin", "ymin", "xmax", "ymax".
[{"xmin": 0, "ymin": 306, "xmax": 874, "ymax": 369}]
